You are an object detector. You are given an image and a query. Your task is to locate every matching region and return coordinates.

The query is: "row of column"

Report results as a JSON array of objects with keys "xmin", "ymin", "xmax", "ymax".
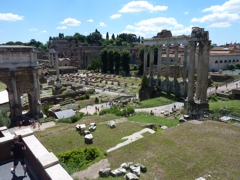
[
  {"xmin": 187, "ymin": 40, "xmax": 211, "ymax": 103},
  {"xmin": 143, "ymin": 44, "xmax": 188, "ymax": 82}
]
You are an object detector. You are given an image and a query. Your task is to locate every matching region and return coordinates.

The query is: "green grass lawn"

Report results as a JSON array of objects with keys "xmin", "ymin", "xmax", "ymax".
[
  {"xmin": 136, "ymin": 96, "xmax": 175, "ymax": 108},
  {"xmin": 0, "ymin": 82, "xmax": 6, "ymax": 90},
  {"xmin": 128, "ymin": 112, "xmax": 180, "ymax": 128}
]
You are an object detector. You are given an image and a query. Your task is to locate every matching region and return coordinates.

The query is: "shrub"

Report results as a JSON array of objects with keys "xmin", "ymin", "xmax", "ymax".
[
  {"xmin": 94, "ymin": 97, "xmax": 99, "ymax": 104},
  {"xmin": 0, "ymin": 108, "xmax": 10, "ymax": 127},
  {"xmin": 87, "ymin": 88, "xmax": 95, "ymax": 94},
  {"xmin": 42, "ymin": 105, "xmax": 52, "ymax": 116},
  {"xmin": 85, "ymin": 94, "xmax": 90, "ymax": 99},
  {"xmin": 58, "ymin": 113, "xmax": 84, "ymax": 123},
  {"xmin": 79, "ymin": 95, "xmax": 86, "ymax": 100},
  {"xmin": 209, "ymin": 94, "xmax": 218, "ymax": 102},
  {"xmin": 57, "ymin": 147, "xmax": 103, "ymax": 174}
]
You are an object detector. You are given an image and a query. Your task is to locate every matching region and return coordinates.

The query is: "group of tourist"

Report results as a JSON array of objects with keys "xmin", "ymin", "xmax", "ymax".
[{"xmin": 18, "ymin": 117, "xmax": 42, "ymax": 130}]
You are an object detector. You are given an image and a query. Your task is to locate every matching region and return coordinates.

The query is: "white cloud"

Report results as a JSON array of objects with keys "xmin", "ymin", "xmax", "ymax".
[
  {"xmin": 0, "ymin": 13, "xmax": 24, "ymax": 21},
  {"xmin": 87, "ymin": 19, "xmax": 93, "ymax": 22},
  {"xmin": 29, "ymin": 28, "xmax": 38, "ymax": 31},
  {"xmin": 56, "ymin": 26, "xmax": 68, "ymax": 30},
  {"xmin": 60, "ymin": 18, "xmax": 81, "ymax": 26},
  {"xmin": 41, "ymin": 30, "xmax": 47, "ymax": 33},
  {"xmin": 191, "ymin": 0, "xmax": 240, "ymax": 27},
  {"xmin": 122, "ymin": 17, "xmax": 186, "ymax": 38},
  {"xmin": 110, "ymin": 14, "xmax": 122, "ymax": 19},
  {"xmin": 202, "ymin": 0, "xmax": 240, "ymax": 13},
  {"xmin": 184, "ymin": 11, "xmax": 189, "ymax": 15},
  {"xmin": 119, "ymin": 1, "xmax": 167, "ymax": 13},
  {"xmin": 99, "ymin": 22, "xmax": 106, "ymax": 27},
  {"xmin": 191, "ymin": 13, "xmax": 240, "ymax": 23}
]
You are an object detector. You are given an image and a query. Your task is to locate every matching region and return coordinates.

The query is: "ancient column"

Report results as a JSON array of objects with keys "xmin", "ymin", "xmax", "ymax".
[
  {"xmin": 174, "ymin": 44, "xmax": 179, "ymax": 81},
  {"xmin": 55, "ymin": 53, "xmax": 62, "ymax": 89},
  {"xmin": 149, "ymin": 46, "xmax": 154, "ymax": 76},
  {"xmin": 183, "ymin": 45, "xmax": 188, "ymax": 83},
  {"xmin": 196, "ymin": 42, "xmax": 204, "ymax": 100},
  {"xmin": 143, "ymin": 45, "xmax": 147, "ymax": 75},
  {"xmin": 157, "ymin": 45, "xmax": 162, "ymax": 79},
  {"xmin": 10, "ymin": 71, "xmax": 19, "ymax": 105},
  {"xmin": 187, "ymin": 41, "xmax": 196, "ymax": 102},
  {"xmin": 200, "ymin": 41, "xmax": 211, "ymax": 103},
  {"xmin": 165, "ymin": 44, "xmax": 170, "ymax": 80}
]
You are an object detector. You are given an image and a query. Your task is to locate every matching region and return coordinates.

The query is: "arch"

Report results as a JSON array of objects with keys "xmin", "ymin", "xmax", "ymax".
[
  {"xmin": 215, "ymin": 60, "xmax": 218, "ymax": 63},
  {"xmin": 224, "ymin": 60, "xmax": 227, "ymax": 63},
  {"xmin": 229, "ymin": 60, "xmax": 231, "ymax": 63},
  {"xmin": 220, "ymin": 60, "xmax": 223, "ymax": 63},
  {"xmin": 237, "ymin": 59, "xmax": 239, "ymax": 62},
  {"xmin": 0, "ymin": 45, "xmax": 43, "ymax": 121},
  {"xmin": 233, "ymin": 59, "xmax": 235, "ymax": 62}
]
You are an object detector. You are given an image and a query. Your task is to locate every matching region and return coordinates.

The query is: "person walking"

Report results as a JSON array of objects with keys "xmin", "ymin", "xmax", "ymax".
[{"xmin": 10, "ymin": 135, "xmax": 27, "ymax": 176}]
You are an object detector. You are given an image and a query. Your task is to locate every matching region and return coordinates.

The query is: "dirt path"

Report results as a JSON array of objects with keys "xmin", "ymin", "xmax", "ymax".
[{"xmin": 71, "ymin": 159, "xmax": 110, "ymax": 180}]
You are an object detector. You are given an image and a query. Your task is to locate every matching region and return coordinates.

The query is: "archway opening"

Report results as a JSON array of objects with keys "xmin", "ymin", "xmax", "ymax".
[{"xmin": 0, "ymin": 81, "xmax": 10, "ymax": 126}]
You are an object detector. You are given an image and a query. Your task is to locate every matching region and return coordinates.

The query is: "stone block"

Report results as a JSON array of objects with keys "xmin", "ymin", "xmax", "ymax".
[{"xmin": 37, "ymin": 152, "xmax": 59, "ymax": 169}]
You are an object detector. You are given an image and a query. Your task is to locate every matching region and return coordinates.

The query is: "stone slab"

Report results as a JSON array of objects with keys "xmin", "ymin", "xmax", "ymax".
[
  {"xmin": 38, "ymin": 152, "xmax": 59, "ymax": 169},
  {"xmin": 45, "ymin": 164, "xmax": 73, "ymax": 180},
  {"xmin": 14, "ymin": 128, "xmax": 34, "ymax": 137},
  {"xmin": 23, "ymin": 135, "xmax": 49, "ymax": 158},
  {"xmin": 0, "ymin": 133, "xmax": 14, "ymax": 143},
  {"xmin": 0, "ymin": 126, "xmax": 7, "ymax": 131}
]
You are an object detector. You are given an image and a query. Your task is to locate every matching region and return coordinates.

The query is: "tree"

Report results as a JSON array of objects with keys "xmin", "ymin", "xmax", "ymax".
[
  {"xmin": 6, "ymin": 41, "xmax": 15, "ymax": 45},
  {"xmin": 115, "ymin": 37, "xmax": 122, "ymax": 46},
  {"xmin": 106, "ymin": 32, "xmax": 109, "ymax": 40},
  {"xmin": 59, "ymin": 33, "xmax": 64, "ymax": 40},
  {"xmin": 113, "ymin": 49, "xmax": 121, "ymax": 74},
  {"xmin": 121, "ymin": 50, "xmax": 130, "ymax": 76},
  {"xmin": 108, "ymin": 49, "xmax": 114, "ymax": 73},
  {"xmin": 112, "ymin": 34, "xmax": 115, "ymax": 40},
  {"xmin": 87, "ymin": 57, "xmax": 102, "ymax": 71},
  {"xmin": 100, "ymin": 48, "xmax": 108, "ymax": 73},
  {"xmin": 138, "ymin": 47, "xmax": 144, "ymax": 75}
]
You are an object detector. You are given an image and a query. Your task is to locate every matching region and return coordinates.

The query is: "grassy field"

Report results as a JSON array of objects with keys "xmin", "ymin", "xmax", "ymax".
[
  {"xmin": 35, "ymin": 111, "xmax": 240, "ymax": 180},
  {"xmin": 0, "ymin": 82, "xmax": 6, "ymax": 90}
]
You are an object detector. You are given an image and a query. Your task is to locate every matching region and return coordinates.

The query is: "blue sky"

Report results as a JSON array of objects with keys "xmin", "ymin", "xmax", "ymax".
[{"xmin": 0, "ymin": 0, "xmax": 240, "ymax": 45}]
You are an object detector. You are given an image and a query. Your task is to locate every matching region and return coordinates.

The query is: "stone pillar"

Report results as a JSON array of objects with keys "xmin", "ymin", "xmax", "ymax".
[
  {"xmin": 183, "ymin": 45, "xmax": 188, "ymax": 83},
  {"xmin": 143, "ymin": 46, "xmax": 147, "ymax": 75},
  {"xmin": 196, "ymin": 42, "xmax": 204, "ymax": 100},
  {"xmin": 149, "ymin": 46, "xmax": 154, "ymax": 76},
  {"xmin": 165, "ymin": 44, "xmax": 170, "ymax": 80},
  {"xmin": 200, "ymin": 41, "xmax": 211, "ymax": 103},
  {"xmin": 11, "ymin": 71, "xmax": 19, "ymax": 105},
  {"xmin": 157, "ymin": 45, "xmax": 162, "ymax": 79},
  {"xmin": 55, "ymin": 53, "xmax": 62, "ymax": 89},
  {"xmin": 187, "ymin": 41, "xmax": 196, "ymax": 102},
  {"xmin": 174, "ymin": 44, "xmax": 179, "ymax": 81},
  {"xmin": 85, "ymin": 73, "xmax": 89, "ymax": 85}
]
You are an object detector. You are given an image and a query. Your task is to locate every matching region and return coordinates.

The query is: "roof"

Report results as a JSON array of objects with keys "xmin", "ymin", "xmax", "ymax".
[
  {"xmin": 211, "ymin": 46, "xmax": 235, "ymax": 51},
  {"xmin": 59, "ymin": 58, "xmax": 70, "ymax": 61},
  {"xmin": 210, "ymin": 51, "xmax": 231, "ymax": 54},
  {"xmin": 55, "ymin": 109, "xmax": 76, "ymax": 119}
]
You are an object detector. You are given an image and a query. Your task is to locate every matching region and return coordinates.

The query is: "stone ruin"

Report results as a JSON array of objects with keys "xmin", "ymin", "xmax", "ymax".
[{"xmin": 143, "ymin": 27, "xmax": 211, "ymax": 120}]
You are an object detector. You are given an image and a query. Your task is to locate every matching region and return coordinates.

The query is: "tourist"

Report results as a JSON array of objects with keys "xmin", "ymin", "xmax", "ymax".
[
  {"xmin": 18, "ymin": 120, "xmax": 23, "ymax": 129},
  {"xmin": 10, "ymin": 135, "xmax": 27, "ymax": 177}
]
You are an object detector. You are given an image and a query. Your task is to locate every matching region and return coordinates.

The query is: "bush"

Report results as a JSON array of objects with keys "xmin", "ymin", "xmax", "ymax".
[
  {"xmin": 85, "ymin": 94, "xmax": 90, "ymax": 99},
  {"xmin": 99, "ymin": 105, "xmax": 135, "ymax": 117},
  {"xmin": 0, "ymin": 108, "xmax": 10, "ymax": 127},
  {"xmin": 87, "ymin": 88, "xmax": 95, "ymax": 94},
  {"xmin": 94, "ymin": 97, "xmax": 99, "ymax": 104},
  {"xmin": 58, "ymin": 113, "xmax": 84, "ymax": 123},
  {"xmin": 209, "ymin": 94, "xmax": 218, "ymax": 102},
  {"xmin": 42, "ymin": 105, "xmax": 52, "ymax": 116},
  {"xmin": 79, "ymin": 95, "xmax": 86, "ymax": 100},
  {"xmin": 57, "ymin": 147, "xmax": 103, "ymax": 174}
]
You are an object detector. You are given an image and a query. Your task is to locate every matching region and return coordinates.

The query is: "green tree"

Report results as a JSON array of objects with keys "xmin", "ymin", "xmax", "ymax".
[
  {"xmin": 113, "ymin": 49, "xmax": 121, "ymax": 74},
  {"xmin": 87, "ymin": 57, "xmax": 102, "ymax": 71},
  {"xmin": 106, "ymin": 32, "xmax": 109, "ymax": 40},
  {"xmin": 100, "ymin": 48, "xmax": 108, "ymax": 73},
  {"xmin": 108, "ymin": 49, "xmax": 114, "ymax": 73},
  {"xmin": 115, "ymin": 37, "xmax": 122, "ymax": 46},
  {"xmin": 112, "ymin": 34, "xmax": 115, "ymax": 40},
  {"xmin": 121, "ymin": 50, "xmax": 130, "ymax": 75}
]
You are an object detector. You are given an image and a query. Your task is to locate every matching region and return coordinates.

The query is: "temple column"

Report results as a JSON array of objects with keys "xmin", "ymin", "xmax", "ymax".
[
  {"xmin": 149, "ymin": 46, "xmax": 154, "ymax": 76},
  {"xmin": 157, "ymin": 45, "xmax": 162, "ymax": 79},
  {"xmin": 196, "ymin": 42, "xmax": 204, "ymax": 100},
  {"xmin": 165, "ymin": 44, "xmax": 170, "ymax": 80},
  {"xmin": 187, "ymin": 41, "xmax": 196, "ymax": 102},
  {"xmin": 200, "ymin": 41, "xmax": 211, "ymax": 103},
  {"xmin": 183, "ymin": 45, "xmax": 188, "ymax": 83},
  {"xmin": 143, "ymin": 45, "xmax": 147, "ymax": 75},
  {"xmin": 174, "ymin": 44, "xmax": 179, "ymax": 81},
  {"xmin": 55, "ymin": 53, "xmax": 62, "ymax": 89}
]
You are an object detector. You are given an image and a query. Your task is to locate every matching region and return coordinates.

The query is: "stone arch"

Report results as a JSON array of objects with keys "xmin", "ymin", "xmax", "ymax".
[{"xmin": 0, "ymin": 45, "xmax": 43, "ymax": 121}]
